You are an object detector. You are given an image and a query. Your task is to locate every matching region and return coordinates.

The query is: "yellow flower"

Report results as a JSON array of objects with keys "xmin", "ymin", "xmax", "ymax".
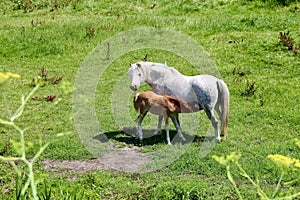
[
  {"xmin": 0, "ymin": 72, "xmax": 9, "ymax": 83},
  {"xmin": 267, "ymin": 154, "xmax": 300, "ymax": 168},
  {"xmin": 0, "ymin": 72, "xmax": 21, "ymax": 84},
  {"xmin": 6, "ymin": 72, "xmax": 21, "ymax": 78},
  {"xmin": 0, "ymin": 72, "xmax": 9, "ymax": 79},
  {"xmin": 212, "ymin": 152, "xmax": 241, "ymax": 166}
]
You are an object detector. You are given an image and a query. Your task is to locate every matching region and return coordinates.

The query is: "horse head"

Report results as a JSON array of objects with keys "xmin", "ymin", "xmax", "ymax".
[{"xmin": 128, "ymin": 62, "xmax": 144, "ymax": 91}]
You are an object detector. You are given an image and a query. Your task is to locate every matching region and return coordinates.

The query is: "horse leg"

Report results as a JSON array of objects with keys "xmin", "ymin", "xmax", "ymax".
[
  {"xmin": 176, "ymin": 115, "xmax": 181, "ymax": 127},
  {"xmin": 215, "ymin": 104, "xmax": 225, "ymax": 138},
  {"xmin": 205, "ymin": 108, "xmax": 221, "ymax": 142},
  {"xmin": 137, "ymin": 111, "xmax": 147, "ymax": 142},
  {"xmin": 153, "ymin": 115, "xmax": 163, "ymax": 135},
  {"xmin": 171, "ymin": 115, "xmax": 186, "ymax": 142}
]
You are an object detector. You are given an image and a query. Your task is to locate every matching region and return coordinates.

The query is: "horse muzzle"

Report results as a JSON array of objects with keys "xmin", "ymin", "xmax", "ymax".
[{"xmin": 130, "ymin": 84, "xmax": 137, "ymax": 91}]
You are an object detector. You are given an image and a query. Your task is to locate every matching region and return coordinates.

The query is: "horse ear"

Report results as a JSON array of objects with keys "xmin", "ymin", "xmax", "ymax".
[{"xmin": 143, "ymin": 54, "xmax": 148, "ymax": 61}]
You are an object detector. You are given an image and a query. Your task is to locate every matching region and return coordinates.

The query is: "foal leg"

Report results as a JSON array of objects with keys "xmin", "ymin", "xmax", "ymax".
[
  {"xmin": 137, "ymin": 111, "xmax": 147, "ymax": 142},
  {"xmin": 205, "ymin": 108, "xmax": 221, "ymax": 142},
  {"xmin": 153, "ymin": 115, "xmax": 163, "ymax": 135},
  {"xmin": 171, "ymin": 116, "xmax": 186, "ymax": 142},
  {"xmin": 165, "ymin": 117, "xmax": 172, "ymax": 145}
]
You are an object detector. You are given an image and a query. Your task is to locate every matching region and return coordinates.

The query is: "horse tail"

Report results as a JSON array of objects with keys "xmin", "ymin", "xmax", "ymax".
[
  {"xmin": 133, "ymin": 93, "xmax": 140, "ymax": 112},
  {"xmin": 217, "ymin": 80, "xmax": 230, "ymax": 138}
]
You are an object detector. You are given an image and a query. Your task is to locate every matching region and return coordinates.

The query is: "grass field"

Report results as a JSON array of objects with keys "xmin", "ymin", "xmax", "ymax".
[{"xmin": 1, "ymin": 0, "xmax": 300, "ymax": 199}]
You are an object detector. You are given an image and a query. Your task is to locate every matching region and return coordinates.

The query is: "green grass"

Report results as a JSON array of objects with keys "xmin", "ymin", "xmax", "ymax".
[{"xmin": 1, "ymin": 0, "xmax": 300, "ymax": 199}]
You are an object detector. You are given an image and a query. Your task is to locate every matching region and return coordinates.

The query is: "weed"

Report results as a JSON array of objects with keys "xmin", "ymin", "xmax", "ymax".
[
  {"xmin": 45, "ymin": 95, "xmax": 56, "ymax": 102},
  {"xmin": 232, "ymin": 66, "xmax": 251, "ymax": 77},
  {"xmin": 279, "ymin": 31, "xmax": 299, "ymax": 54},
  {"xmin": 241, "ymin": 80, "xmax": 257, "ymax": 97},
  {"xmin": 85, "ymin": 27, "xmax": 95, "ymax": 38},
  {"xmin": 32, "ymin": 67, "xmax": 62, "ymax": 86}
]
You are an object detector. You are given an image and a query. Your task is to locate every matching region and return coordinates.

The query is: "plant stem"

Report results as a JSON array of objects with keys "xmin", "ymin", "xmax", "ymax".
[
  {"xmin": 272, "ymin": 171, "xmax": 285, "ymax": 198},
  {"xmin": 0, "ymin": 85, "xmax": 42, "ymax": 200},
  {"xmin": 11, "ymin": 85, "xmax": 39, "ymax": 122},
  {"xmin": 235, "ymin": 162, "xmax": 269, "ymax": 199},
  {"xmin": 226, "ymin": 165, "xmax": 243, "ymax": 200},
  {"xmin": 27, "ymin": 161, "xmax": 38, "ymax": 200}
]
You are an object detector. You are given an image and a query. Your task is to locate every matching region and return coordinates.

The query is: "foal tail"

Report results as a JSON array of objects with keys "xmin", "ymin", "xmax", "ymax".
[
  {"xmin": 165, "ymin": 96, "xmax": 193, "ymax": 113},
  {"xmin": 217, "ymin": 80, "xmax": 230, "ymax": 138}
]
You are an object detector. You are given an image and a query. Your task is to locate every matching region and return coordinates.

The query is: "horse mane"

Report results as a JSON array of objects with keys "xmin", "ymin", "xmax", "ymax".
[
  {"xmin": 137, "ymin": 61, "xmax": 181, "ymax": 77},
  {"xmin": 155, "ymin": 63, "xmax": 181, "ymax": 76}
]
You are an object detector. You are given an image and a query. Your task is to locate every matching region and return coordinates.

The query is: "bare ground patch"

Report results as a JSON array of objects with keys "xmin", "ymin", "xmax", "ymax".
[{"xmin": 42, "ymin": 146, "xmax": 153, "ymax": 174}]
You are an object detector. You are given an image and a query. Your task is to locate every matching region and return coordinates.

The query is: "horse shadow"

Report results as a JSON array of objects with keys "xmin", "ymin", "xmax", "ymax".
[{"xmin": 93, "ymin": 127, "xmax": 210, "ymax": 146}]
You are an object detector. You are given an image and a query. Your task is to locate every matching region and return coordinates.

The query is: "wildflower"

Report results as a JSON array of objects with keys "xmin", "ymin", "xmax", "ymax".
[
  {"xmin": 212, "ymin": 152, "xmax": 241, "ymax": 166},
  {"xmin": 267, "ymin": 154, "xmax": 300, "ymax": 168},
  {"xmin": 0, "ymin": 72, "xmax": 9, "ymax": 80},
  {"xmin": 6, "ymin": 72, "xmax": 21, "ymax": 78},
  {"xmin": 0, "ymin": 72, "xmax": 21, "ymax": 84}
]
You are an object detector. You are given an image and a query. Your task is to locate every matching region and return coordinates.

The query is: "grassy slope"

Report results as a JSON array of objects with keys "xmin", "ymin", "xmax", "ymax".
[{"xmin": 1, "ymin": 0, "xmax": 300, "ymax": 199}]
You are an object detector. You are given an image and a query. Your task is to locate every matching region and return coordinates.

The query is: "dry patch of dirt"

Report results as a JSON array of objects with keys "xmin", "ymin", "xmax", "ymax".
[{"xmin": 42, "ymin": 146, "xmax": 153, "ymax": 174}]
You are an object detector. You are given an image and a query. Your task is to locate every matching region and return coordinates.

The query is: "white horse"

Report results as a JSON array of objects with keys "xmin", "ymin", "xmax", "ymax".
[{"xmin": 128, "ymin": 61, "xmax": 230, "ymax": 142}]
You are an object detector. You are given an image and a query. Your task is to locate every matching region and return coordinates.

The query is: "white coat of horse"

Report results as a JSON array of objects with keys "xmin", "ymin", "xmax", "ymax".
[{"xmin": 128, "ymin": 61, "xmax": 229, "ymax": 141}]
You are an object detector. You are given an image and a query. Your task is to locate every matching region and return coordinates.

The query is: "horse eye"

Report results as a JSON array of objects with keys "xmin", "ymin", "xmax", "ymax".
[
  {"xmin": 138, "ymin": 73, "xmax": 141, "ymax": 76},
  {"xmin": 136, "ymin": 63, "xmax": 141, "ymax": 68}
]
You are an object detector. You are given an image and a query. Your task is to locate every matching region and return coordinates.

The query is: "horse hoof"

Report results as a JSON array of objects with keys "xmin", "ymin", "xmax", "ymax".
[
  {"xmin": 215, "ymin": 137, "xmax": 221, "ymax": 142},
  {"xmin": 138, "ymin": 137, "xmax": 143, "ymax": 142}
]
